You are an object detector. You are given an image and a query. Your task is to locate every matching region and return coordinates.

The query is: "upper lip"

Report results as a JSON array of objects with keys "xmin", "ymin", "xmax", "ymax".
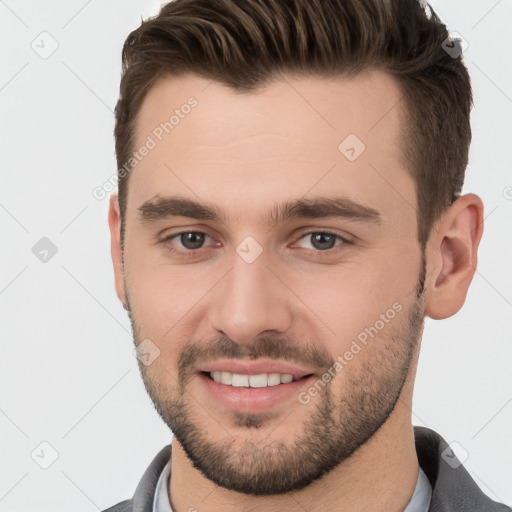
[{"xmin": 197, "ymin": 359, "xmax": 314, "ymax": 380}]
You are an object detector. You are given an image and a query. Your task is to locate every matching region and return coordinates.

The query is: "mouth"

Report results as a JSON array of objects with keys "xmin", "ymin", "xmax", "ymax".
[
  {"xmin": 198, "ymin": 371, "xmax": 316, "ymax": 414},
  {"xmin": 201, "ymin": 370, "xmax": 314, "ymax": 388},
  {"xmin": 196, "ymin": 360, "xmax": 318, "ymax": 414}
]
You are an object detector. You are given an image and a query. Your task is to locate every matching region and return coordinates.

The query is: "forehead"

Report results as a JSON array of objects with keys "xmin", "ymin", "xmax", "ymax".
[{"xmin": 128, "ymin": 70, "xmax": 414, "ymax": 226}]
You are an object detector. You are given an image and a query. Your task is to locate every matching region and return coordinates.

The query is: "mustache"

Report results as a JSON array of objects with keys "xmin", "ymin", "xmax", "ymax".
[{"xmin": 177, "ymin": 335, "xmax": 335, "ymax": 378}]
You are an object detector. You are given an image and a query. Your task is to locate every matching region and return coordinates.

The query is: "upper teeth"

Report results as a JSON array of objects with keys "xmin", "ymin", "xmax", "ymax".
[{"xmin": 210, "ymin": 371, "xmax": 294, "ymax": 387}]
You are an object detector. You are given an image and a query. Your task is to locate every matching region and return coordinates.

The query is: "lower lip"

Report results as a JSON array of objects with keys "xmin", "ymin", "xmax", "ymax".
[{"xmin": 198, "ymin": 372, "xmax": 315, "ymax": 413}]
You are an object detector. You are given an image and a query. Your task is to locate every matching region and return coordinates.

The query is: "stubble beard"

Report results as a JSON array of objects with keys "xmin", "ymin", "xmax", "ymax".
[{"xmin": 128, "ymin": 257, "xmax": 426, "ymax": 495}]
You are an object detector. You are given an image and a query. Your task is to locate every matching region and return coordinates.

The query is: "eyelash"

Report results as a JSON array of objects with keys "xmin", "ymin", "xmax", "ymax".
[{"xmin": 160, "ymin": 230, "xmax": 352, "ymax": 259}]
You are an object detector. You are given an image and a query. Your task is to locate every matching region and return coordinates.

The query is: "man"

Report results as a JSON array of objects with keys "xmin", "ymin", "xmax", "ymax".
[{"xmin": 104, "ymin": 0, "xmax": 510, "ymax": 510}]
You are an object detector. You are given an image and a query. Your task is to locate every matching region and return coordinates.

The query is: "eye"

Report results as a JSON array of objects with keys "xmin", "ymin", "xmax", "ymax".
[
  {"xmin": 294, "ymin": 231, "xmax": 348, "ymax": 251},
  {"xmin": 162, "ymin": 231, "xmax": 219, "ymax": 255},
  {"xmin": 160, "ymin": 229, "xmax": 351, "ymax": 258}
]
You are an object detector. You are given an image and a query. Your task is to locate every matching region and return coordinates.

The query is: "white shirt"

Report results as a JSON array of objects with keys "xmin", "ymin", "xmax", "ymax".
[{"xmin": 153, "ymin": 460, "xmax": 432, "ymax": 511}]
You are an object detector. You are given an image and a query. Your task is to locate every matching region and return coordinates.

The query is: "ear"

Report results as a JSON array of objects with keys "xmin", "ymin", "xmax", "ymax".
[
  {"xmin": 108, "ymin": 194, "xmax": 128, "ymax": 308},
  {"xmin": 425, "ymin": 193, "xmax": 484, "ymax": 319}
]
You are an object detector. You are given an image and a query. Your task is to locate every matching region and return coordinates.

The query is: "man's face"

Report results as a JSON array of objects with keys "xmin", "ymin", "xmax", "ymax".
[{"xmin": 117, "ymin": 70, "xmax": 426, "ymax": 494}]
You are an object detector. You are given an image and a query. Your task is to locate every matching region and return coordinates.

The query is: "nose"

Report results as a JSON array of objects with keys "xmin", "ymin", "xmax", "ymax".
[{"xmin": 207, "ymin": 250, "xmax": 293, "ymax": 345}]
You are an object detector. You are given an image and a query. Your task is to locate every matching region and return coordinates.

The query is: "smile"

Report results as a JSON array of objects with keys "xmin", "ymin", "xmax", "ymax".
[{"xmin": 207, "ymin": 371, "xmax": 302, "ymax": 387}]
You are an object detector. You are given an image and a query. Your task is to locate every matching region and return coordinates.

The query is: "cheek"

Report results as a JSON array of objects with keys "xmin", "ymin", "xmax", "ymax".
[
  {"xmin": 286, "ymin": 250, "xmax": 418, "ymax": 349},
  {"xmin": 124, "ymin": 248, "xmax": 208, "ymax": 339}
]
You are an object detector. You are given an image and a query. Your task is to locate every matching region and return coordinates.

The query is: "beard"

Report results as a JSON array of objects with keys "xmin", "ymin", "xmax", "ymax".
[{"xmin": 127, "ymin": 254, "xmax": 426, "ymax": 496}]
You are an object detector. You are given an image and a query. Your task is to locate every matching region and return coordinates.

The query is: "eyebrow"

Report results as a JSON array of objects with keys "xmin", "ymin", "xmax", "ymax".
[{"xmin": 137, "ymin": 195, "xmax": 381, "ymax": 226}]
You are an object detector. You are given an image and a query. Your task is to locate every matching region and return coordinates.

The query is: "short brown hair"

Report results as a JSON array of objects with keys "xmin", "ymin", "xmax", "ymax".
[{"xmin": 114, "ymin": 0, "xmax": 472, "ymax": 247}]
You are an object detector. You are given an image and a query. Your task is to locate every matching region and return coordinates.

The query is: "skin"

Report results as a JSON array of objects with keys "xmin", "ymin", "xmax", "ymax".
[{"xmin": 108, "ymin": 69, "xmax": 483, "ymax": 511}]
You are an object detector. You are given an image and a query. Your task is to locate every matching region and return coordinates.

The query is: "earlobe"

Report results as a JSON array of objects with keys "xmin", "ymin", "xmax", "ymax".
[
  {"xmin": 108, "ymin": 194, "xmax": 128, "ymax": 308},
  {"xmin": 425, "ymin": 194, "xmax": 484, "ymax": 320}
]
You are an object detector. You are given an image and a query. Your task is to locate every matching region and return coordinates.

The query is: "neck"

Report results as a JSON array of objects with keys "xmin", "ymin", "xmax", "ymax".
[{"xmin": 168, "ymin": 404, "xmax": 419, "ymax": 512}]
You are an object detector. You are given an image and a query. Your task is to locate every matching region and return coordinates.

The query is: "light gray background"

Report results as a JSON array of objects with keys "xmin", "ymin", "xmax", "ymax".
[{"xmin": 0, "ymin": 1, "xmax": 511, "ymax": 510}]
